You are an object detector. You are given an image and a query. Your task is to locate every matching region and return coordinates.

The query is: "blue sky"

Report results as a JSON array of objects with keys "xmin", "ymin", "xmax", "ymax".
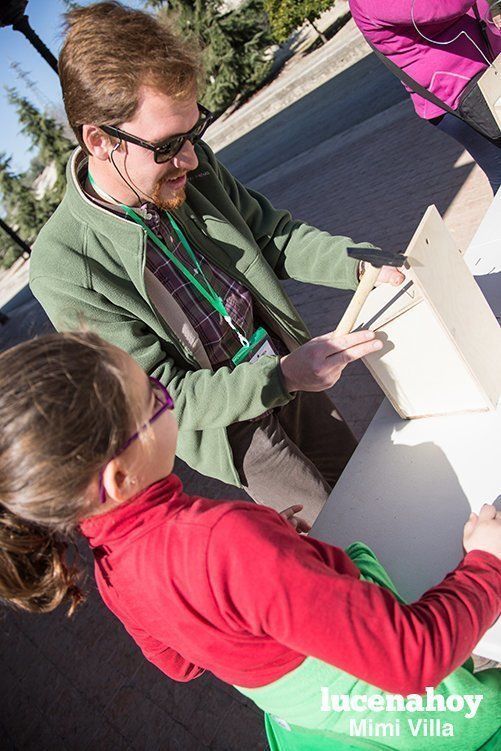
[{"xmin": 1, "ymin": 0, "xmax": 143, "ymax": 174}]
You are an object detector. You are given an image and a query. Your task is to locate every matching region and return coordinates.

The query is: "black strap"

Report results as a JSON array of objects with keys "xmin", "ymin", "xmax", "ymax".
[
  {"xmin": 473, "ymin": 4, "xmax": 495, "ymax": 61},
  {"xmin": 366, "ymin": 38, "xmax": 459, "ymax": 118}
]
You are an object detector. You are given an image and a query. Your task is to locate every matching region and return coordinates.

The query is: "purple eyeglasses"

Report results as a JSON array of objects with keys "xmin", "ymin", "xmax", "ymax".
[{"xmin": 98, "ymin": 377, "xmax": 174, "ymax": 504}]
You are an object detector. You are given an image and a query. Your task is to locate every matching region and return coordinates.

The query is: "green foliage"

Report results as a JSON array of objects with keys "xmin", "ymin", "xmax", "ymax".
[
  {"xmin": 5, "ymin": 88, "xmax": 74, "ymax": 164},
  {"xmin": 264, "ymin": 0, "xmax": 333, "ymax": 43},
  {"xmin": 0, "ymin": 89, "xmax": 75, "ymax": 269},
  {"xmin": 0, "ymin": 154, "xmax": 38, "ymax": 268},
  {"xmin": 154, "ymin": 0, "xmax": 274, "ymax": 115}
]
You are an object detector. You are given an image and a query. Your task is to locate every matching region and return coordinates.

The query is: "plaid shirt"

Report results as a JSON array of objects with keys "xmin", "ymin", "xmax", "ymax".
[
  {"xmin": 80, "ymin": 162, "xmax": 286, "ymax": 370},
  {"xmin": 143, "ymin": 204, "xmax": 255, "ymax": 368}
]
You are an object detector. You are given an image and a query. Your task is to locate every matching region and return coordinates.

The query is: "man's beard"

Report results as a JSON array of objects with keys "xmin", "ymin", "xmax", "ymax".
[{"xmin": 151, "ymin": 175, "xmax": 187, "ymax": 211}]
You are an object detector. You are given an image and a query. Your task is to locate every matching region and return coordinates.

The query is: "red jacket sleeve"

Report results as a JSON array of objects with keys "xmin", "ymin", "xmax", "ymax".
[
  {"xmin": 122, "ymin": 619, "xmax": 205, "ymax": 682},
  {"xmin": 207, "ymin": 506, "xmax": 501, "ymax": 694},
  {"xmin": 354, "ymin": 0, "xmax": 476, "ymax": 27}
]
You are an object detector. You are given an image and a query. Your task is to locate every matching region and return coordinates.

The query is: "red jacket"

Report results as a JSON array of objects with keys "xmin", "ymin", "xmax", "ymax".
[{"xmin": 80, "ymin": 475, "xmax": 501, "ymax": 693}]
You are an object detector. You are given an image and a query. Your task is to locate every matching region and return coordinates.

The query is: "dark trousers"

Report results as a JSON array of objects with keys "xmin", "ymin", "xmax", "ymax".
[{"xmin": 227, "ymin": 391, "xmax": 357, "ymax": 525}]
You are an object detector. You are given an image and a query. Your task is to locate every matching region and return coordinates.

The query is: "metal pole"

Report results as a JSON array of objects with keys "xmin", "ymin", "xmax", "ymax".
[
  {"xmin": 0, "ymin": 215, "xmax": 32, "ymax": 256},
  {"xmin": 11, "ymin": 14, "xmax": 58, "ymax": 73},
  {"xmin": 0, "ymin": 1, "xmax": 59, "ymax": 74},
  {"xmin": 0, "ymin": 1, "xmax": 52, "ymax": 326}
]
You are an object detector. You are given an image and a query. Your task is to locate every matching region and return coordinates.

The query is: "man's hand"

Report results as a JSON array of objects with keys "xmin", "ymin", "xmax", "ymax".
[
  {"xmin": 463, "ymin": 504, "xmax": 501, "ymax": 560},
  {"xmin": 357, "ymin": 261, "xmax": 405, "ymax": 287},
  {"xmin": 375, "ymin": 265, "xmax": 405, "ymax": 287},
  {"xmin": 280, "ymin": 330, "xmax": 383, "ymax": 393},
  {"xmin": 280, "ymin": 504, "xmax": 311, "ymax": 534}
]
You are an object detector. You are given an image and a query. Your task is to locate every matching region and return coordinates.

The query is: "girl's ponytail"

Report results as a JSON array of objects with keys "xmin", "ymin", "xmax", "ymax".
[
  {"xmin": 0, "ymin": 504, "xmax": 85, "ymax": 616},
  {"xmin": 0, "ymin": 331, "xmax": 135, "ymax": 618}
]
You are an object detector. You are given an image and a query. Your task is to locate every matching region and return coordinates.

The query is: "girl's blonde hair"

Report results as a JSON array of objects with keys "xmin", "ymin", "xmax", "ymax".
[{"xmin": 0, "ymin": 331, "xmax": 138, "ymax": 615}]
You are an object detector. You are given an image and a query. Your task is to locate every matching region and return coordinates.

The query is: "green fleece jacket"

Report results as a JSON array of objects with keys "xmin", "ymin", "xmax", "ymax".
[{"xmin": 30, "ymin": 142, "xmax": 368, "ymax": 486}]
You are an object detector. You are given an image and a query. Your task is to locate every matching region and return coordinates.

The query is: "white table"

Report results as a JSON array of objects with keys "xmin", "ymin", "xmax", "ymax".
[{"xmin": 311, "ymin": 190, "xmax": 501, "ymax": 661}]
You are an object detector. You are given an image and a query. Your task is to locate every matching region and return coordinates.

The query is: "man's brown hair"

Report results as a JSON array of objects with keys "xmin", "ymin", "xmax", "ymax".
[{"xmin": 59, "ymin": 1, "xmax": 203, "ymax": 152}]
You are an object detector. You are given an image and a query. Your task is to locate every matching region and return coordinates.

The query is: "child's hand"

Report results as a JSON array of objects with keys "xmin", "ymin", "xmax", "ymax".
[
  {"xmin": 280, "ymin": 505, "xmax": 311, "ymax": 534},
  {"xmin": 463, "ymin": 504, "xmax": 501, "ymax": 560}
]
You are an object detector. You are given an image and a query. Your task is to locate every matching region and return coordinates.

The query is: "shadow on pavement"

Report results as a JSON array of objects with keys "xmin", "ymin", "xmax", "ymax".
[
  {"xmin": 0, "ymin": 286, "xmax": 53, "ymax": 353},
  {"xmin": 217, "ymin": 52, "xmax": 407, "ymax": 183},
  {"xmin": 217, "ymin": 52, "xmax": 476, "ymax": 259}
]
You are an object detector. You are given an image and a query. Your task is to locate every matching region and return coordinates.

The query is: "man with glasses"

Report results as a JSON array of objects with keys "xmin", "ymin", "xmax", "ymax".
[{"xmin": 30, "ymin": 2, "xmax": 402, "ymax": 523}]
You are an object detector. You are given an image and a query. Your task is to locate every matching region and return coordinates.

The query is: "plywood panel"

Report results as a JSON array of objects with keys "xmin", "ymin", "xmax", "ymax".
[
  {"xmin": 407, "ymin": 206, "xmax": 501, "ymax": 408},
  {"xmin": 353, "ymin": 205, "xmax": 501, "ymax": 417},
  {"xmin": 363, "ymin": 302, "xmax": 490, "ymax": 417},
  {"xmin": 355, "ymin": 273, "xmax": 422, "ymax": 331}
]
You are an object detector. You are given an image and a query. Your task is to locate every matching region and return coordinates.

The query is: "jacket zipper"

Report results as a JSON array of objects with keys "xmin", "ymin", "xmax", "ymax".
[
  {"xmin": 170, "ymin": 211, "xmax": 303, "ymax": 347},
  {"xmin": 73, "ymin": 155, "xmax": 203, "ymax": 368}
]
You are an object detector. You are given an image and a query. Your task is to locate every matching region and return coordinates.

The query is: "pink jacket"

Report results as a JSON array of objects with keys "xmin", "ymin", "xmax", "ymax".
[{"xmin": 349, "ymin": 1, "xmax": 501, "ymax": 119}]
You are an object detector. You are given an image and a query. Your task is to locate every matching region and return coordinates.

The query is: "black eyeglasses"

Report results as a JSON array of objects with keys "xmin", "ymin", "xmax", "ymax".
[{"xmin": 100, "ymin": 103, "xmax": 214, "ymax": 164}]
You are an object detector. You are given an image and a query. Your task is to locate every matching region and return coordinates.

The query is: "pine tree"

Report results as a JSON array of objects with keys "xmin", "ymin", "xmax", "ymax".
[
  {"xmin": 152, "ymin": 0, "xmax": 273, "ymax": 114},
  {"xmin": 0, "ymin": 89, "xmax": 75, "ymax": 269},
  {"xmin": 5, "ymin": 87, "xmax": 74, "ymax": 165},
  {"xmin": 264, "ymin": 0, "xmax": 334, "ymax": 45},
  {"xmin": 0, "ymin": 154, "xmax": 39, "ymax": 268}
]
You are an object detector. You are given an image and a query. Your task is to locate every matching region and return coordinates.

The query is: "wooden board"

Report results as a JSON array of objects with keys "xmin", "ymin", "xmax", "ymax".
[
  {"xmin": 354, "ymin": 206, "xmax": 501, "ymax": 418},
  {"xmin": 355, "ymin": 274, "xmax": 422, "ymax": 331},
  {"xmin": 463, "ymin": 187, "xmax": 501, "ymax": 322},
  {"xmin": 362, "ymin": 301, "xmax": 491, "ymax": 418},
  {"xmin": 407, "ymin": 206, "xmax": 501, "ymax": 409},
  {"xmin": 477, "ymin": 54, "xmax": 501, "ymax": 128},
  {"xmin": 312, "ymin": 192, "xmax": 501, "ymax": 661}
]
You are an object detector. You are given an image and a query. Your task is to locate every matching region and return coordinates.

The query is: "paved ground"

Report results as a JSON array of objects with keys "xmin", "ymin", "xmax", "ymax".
[{"xmin": 0, "ymin": 21, "xmax": 495, "ymax": 751}]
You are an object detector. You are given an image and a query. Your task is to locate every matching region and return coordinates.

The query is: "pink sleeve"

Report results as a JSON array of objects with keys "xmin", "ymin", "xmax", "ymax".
[
  {"xmin": 355, "ymin": 0, "xmax": 476, "ymax": 27},
  {"xmin": 208, "ymin": 506, "xmax": 501, "ymax": 694}
]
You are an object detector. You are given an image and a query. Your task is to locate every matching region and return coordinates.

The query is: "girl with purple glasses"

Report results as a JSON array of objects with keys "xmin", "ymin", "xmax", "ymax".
[{"xmin": 0, "ymin": 332, "xmax": 499, "ymax": 750}]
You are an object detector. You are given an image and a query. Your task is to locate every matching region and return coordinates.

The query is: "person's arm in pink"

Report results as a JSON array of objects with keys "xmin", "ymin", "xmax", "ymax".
[
  {"xmin": 356, "ymin": 0, "xmax": 476, "ymax": 27},
  {"xmin": 208, "ymin": 506, "xmax": 500, "ymax": 694}
]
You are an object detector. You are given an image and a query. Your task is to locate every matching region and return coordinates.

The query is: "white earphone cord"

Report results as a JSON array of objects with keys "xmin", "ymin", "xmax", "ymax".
[{"xmin": 410, "ymin": 0, "xmax": 499, "ymax": 69}]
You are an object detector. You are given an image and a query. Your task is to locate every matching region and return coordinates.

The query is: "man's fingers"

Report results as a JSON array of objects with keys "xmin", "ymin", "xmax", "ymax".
[
  {"xmin": 318, "ymin": 329, "xmax": 378, "ymax": 354},
  {"xmin": 327, "ymin": 337, "xmax": 383, "ymax": 367},
  {"xmin": 376, "ymin": 266, "xmax": 406, "ymax": 287}
]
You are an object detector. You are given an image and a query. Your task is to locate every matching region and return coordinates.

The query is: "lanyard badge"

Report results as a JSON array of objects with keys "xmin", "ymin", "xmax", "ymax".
[
  {"xmin": 88, "ymin": 173, "xmax": 279, "ymax": 366},
  {"xmin": 231, "ymin": 327, "xmax": 278, "ymax": 366}
]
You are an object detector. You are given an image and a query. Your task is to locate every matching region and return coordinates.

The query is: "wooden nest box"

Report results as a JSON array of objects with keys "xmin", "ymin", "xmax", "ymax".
[{"xmin": 354, "ymin": 205, "xmax": 501, "ymax": 419}]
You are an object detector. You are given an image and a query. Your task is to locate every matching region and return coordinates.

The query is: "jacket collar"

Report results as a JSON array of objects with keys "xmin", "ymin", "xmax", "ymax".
[
  {"xmin": 65, "ymin": 148, "xmax": 196, "ymax": 235},
  {"xmin": 79, "ymin": 474, "xmax": 184, "ymax": 548},
  {"xmin": 65, "ymin": 148, "xmax": 139, "ymax": 229}
]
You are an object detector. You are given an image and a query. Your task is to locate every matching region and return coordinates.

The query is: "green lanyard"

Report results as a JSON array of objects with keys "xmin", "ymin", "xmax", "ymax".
[{"xmin": 88, "ymin": 173, "xmax": 250, "ymax": 347}]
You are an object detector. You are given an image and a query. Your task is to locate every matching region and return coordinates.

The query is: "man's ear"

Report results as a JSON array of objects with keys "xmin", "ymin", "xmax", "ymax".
[
  {"xmin": 82, "ymin": 124, "xmax": 119, "ymax": 161},
  {"xmin": 101, "ymin": 458, "xmax": 136, "ymax": 505}
]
